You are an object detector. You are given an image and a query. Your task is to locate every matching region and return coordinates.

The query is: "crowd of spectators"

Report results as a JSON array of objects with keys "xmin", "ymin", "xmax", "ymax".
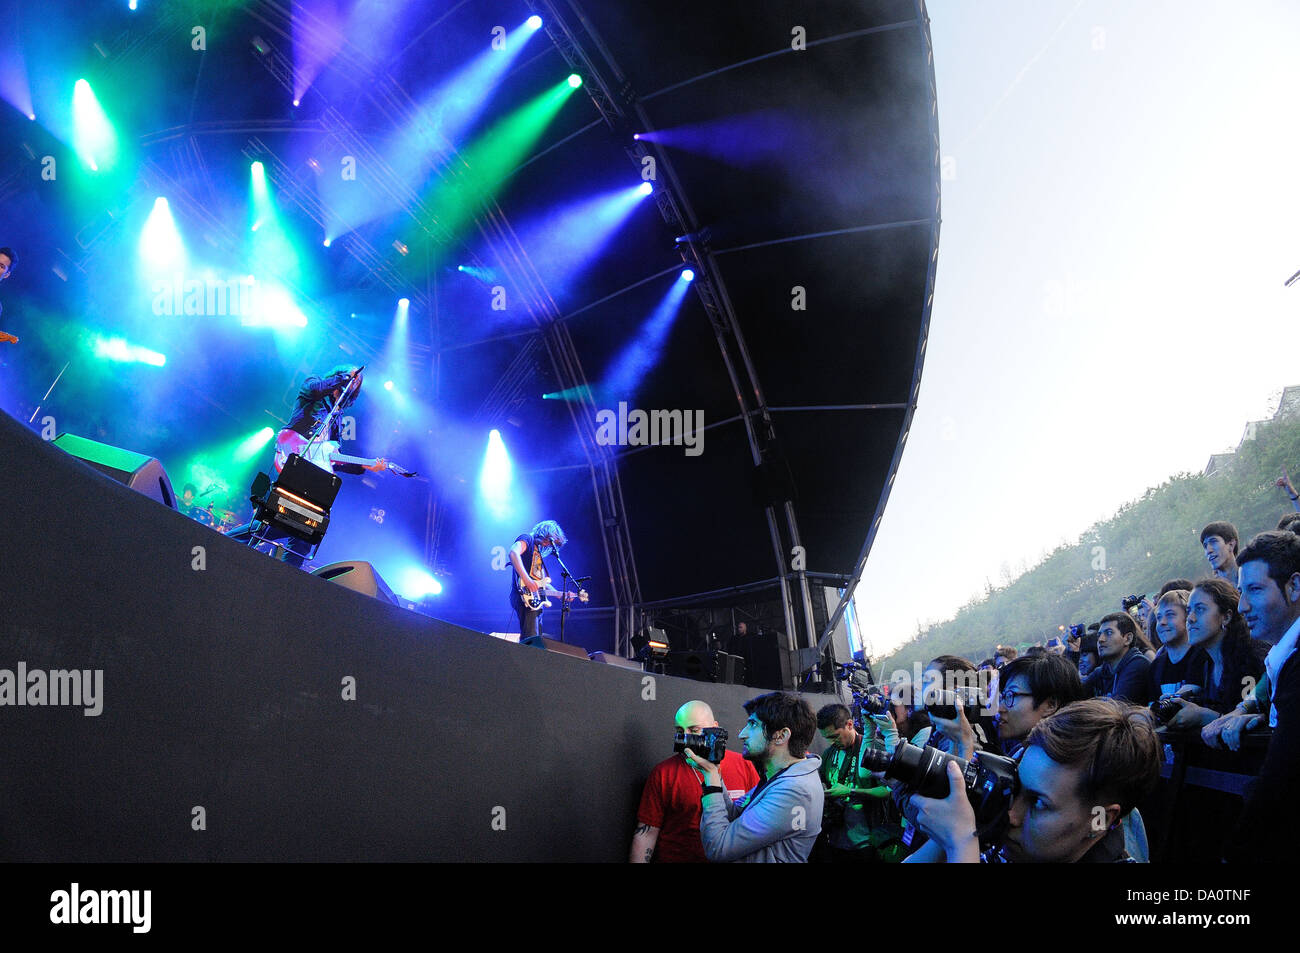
[{"xmin": 628, "ymin": 478, "xmax": 1300, "ymax": 863}]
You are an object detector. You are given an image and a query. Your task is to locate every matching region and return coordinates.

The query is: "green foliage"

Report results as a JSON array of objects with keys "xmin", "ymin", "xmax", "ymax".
[{"xmin": 874, "ymin": 408, "xmax": 1300, "ymax": 677}]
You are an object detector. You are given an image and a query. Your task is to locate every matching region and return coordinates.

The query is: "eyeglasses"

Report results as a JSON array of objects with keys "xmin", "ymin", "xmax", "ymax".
[{"xmin": 999, "ymin": 689, "xmax": 1032, "ymax": 708}]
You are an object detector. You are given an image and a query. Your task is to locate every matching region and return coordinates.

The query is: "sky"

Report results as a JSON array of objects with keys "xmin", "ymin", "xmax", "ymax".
[{"xmin": 853, "ymin": 0, "xmax": 1300, "ymax": 660}]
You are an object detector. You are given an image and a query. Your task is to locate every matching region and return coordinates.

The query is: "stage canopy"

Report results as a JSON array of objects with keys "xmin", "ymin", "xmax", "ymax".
[{"xmin": 0, "ymin": 0, "xmax": 939, "ymax": 654}]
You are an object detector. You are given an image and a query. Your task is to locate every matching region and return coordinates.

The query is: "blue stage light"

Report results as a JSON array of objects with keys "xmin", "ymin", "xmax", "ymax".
[
  {"xmin": 140, "ymin": 196, "xmax": 185, "ymax": 271},
  {"xmin": 637, "ymin": 181, "xmax": 653, "ymax": 196},
  {"xmin": 397, "ymin": 566, "xmax": 443, "ymax": 599},
  {"xmin": 682, "ymin": 268, "xmax": 695, "ymax": 282},
  {"xmin": 479, "ymin": 429, "xmax": 514, "ymax": 520},
  {"xmin": 526, "ymin": 15, "xmax": 543, "ymax": 29}
]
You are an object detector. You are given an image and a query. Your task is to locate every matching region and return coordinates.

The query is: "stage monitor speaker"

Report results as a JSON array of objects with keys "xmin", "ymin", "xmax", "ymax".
[
  {"xmin": 667, "ymin": 650, "xmax": 744, "ymax": 684},
  {"xmin": 746, "ymin": 634, "xmax": 798, "ymax": 691},
  {"xmin": 717, "ymin": 653, "xmax": 746, "ymax": 686},
  {"xmin": 52, "ymin": 432, "xmax": 176, "ymax": 509},
  {"xmin": 311, "ymin": 561, "xmax": 398, "ymax": 605},
  {"xmin": 520, "ymin": 635, "xmax": 589, "ymax": 660},
  {"xmin": 589, "ymin": 652, "xmax": 644, "ymax": 672}
]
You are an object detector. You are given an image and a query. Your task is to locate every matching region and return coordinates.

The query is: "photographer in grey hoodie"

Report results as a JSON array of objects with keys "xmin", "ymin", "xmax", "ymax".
[{"xmin": 686, "ymin": 692, "xmax": 824, "ymax": 862}]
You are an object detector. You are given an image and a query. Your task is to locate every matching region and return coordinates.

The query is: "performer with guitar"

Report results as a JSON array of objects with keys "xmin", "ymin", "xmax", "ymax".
[
  {"xmin": 276, "ymin": 364, "xmax": 387, "ymax": 477},
  {"xmin": 1, "ymin": 246, "xmax": 18, "ymax": 345},
  {"xmin": 508, "ymin": 520, "xmax": 588, "ymax": 640},
  {"xmin": 230, "ymin": 363, "xmax": 414, "ymax": 566}
]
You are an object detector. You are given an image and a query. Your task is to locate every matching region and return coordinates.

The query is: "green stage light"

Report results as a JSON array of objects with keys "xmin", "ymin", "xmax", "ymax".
[
  {"xmin": 424, "ymin": 78, "xmax": 581, "ymax": 245},
  {"xmin": 234, "ymin": 427, "xmax": 276, "ymax": 462},
  {"xmin": 541, "ymin": 385, "xmax": 593, "ymax": 401},
  {"xmin": 72, "ymin": 79, "xmax": 118, "ymax": 172},
  {"xmin": 247, "ymin": 162, "xmax": 305, "ymax": 286}
]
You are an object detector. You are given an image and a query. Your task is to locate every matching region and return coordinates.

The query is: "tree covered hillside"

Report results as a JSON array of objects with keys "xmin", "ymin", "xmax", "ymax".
[{"xmin": 873, "ymin": 400, "xmax": 1300, "ymax": 678}]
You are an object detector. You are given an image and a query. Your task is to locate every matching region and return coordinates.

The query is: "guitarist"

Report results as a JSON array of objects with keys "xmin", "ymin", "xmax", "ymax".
[
  {"xmin": 1, "ymin": 246, "xmax": 17, "ymax": 344},
  {"xmin": 229, "ymin": 364, "xmax": 387, "ymax": 567},
  {"xmin": 277, "ymin": 364, "xmax": 387, "ymax": 477},
  {"xmin": 508, "ymin": 520, "xmax": 586, "ymax": 640}
]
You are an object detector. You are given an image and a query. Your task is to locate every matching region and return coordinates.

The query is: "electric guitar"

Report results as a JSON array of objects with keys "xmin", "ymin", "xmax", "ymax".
[
  {"xmin": 0, "ymin": 331, "xmax": 17, "ymax": 344},
  {"xmin": 516, "ymin": 573, "xmax": 589, "ymax": 612},
  {"xmin": 274, "ymin": 430, "xmax": 417, "ymax": 478}
]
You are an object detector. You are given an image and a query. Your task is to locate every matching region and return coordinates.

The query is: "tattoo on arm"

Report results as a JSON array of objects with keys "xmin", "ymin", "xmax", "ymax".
[
  {"xmin": 643, "ymin": 847, "xmax": 653, "ymax": 861},
  {"xmin": 634, "ymin": 823, "xmax": 652, "ymax": 836}
]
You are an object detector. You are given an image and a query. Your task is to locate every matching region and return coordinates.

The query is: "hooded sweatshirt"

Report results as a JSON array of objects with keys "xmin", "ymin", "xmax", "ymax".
[{"xmin": 699, "ymin": 754, "xmax": 824, "ymax": 862}]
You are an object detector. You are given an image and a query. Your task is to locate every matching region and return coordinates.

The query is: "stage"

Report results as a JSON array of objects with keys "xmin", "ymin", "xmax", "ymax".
[{"xmin": 0, "ymin": 409, "xmax": 835, "ymax": 861}]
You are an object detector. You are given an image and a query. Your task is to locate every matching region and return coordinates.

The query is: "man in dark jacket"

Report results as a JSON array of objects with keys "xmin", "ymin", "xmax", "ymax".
[
  {"xmin": 1085, "ymin": 613, "xmax": 1154, "ymax": 705},
  {"xmin": 1221, "ymin": 532, "xmax": 1300, "ymax": 862}
]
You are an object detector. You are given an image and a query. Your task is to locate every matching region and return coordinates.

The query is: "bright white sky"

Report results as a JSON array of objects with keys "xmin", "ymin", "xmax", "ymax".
[{"xmin": 854, "ymin": 0, "xmax": 1300, "ymax": 660}]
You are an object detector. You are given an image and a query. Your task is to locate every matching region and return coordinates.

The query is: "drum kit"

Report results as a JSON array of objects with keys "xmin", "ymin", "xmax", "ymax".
[{"xmin": 182, "ymin": 483, "xmax": 244, "ymax": 533}]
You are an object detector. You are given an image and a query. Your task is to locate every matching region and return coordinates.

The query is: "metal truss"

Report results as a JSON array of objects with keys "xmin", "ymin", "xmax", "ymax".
[
  {"xmin": 529, "ymin": 0, "xmax": 817, "ymax": 655},
  {"xmin": 815, "ymin": 0, "xmax": 943, "ymax": 660}
]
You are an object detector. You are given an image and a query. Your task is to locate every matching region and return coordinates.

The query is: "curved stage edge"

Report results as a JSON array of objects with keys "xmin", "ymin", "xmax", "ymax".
[{"xmin": 0, "ymin": 410, "xmax": 835, "ymax": 861}]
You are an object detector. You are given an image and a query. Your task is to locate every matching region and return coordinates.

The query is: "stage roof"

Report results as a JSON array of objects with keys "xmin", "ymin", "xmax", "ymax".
[{"xmin": 0, "ymin": 0, "xmax": 939, "ymax": 633}]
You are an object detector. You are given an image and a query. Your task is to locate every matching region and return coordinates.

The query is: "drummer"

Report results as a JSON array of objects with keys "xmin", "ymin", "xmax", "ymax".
[{"xmin": 179, "ymin": 483, "xmax": 215, "ymax": 526}]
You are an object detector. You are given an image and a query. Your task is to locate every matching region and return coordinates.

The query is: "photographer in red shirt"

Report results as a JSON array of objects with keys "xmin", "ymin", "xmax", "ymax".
[{"xmin": 630, "ymin": 700, "xmax": 759, "ymax": 862}]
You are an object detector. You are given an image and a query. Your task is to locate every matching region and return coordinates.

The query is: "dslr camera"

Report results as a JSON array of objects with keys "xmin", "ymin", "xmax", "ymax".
[
  {"xmin": 674, "ymin": 726, "xmax": 728, "ymax": 764},
  {"xmin": 835, "ymin": 662, "xmax": 889, "ymax": 717},
  {"xmin": 863, "ymin": 742, "xmax": 1019, "ymax": 845},
  {"xmin": 923, "ymin": 685, "xmax": 984, "ymax": 722},
  {"xmin": 1121, "ymin": 594, "xmax": 1147, "ymax": 612},
  {"xmin": 1149, "ymin": 686, "xmax": 1199, "ymax": 726}
]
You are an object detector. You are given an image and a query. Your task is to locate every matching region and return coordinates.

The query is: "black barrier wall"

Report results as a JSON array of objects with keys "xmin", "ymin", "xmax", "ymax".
[{"xmin": 0, "ymin": 411, "xmax": 837, "ymax": 861}]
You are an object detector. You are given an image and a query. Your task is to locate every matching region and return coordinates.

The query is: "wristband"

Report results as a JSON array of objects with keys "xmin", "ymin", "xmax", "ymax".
[{"xmin": 701, "ymin": 785, "xmax": 723, "ymax": 796}]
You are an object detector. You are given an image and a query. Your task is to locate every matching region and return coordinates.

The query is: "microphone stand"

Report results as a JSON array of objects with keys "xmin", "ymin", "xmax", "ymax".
[
  {"xmin": 550, "ymin": 549, "xmax": 589, "ymax": 644},
  {"xmin": 303, "ymin": 369, "xmax": 363, "ymax": 463}
]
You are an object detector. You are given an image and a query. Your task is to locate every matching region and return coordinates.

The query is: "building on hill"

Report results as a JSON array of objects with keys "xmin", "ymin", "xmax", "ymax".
[{"xmin": 1204, "ymin": 384, "xmax": 1300, "ymax": 476}]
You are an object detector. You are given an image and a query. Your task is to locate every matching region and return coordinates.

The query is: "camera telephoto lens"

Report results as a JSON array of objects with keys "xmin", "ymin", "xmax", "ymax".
[{"xmin": 860, "ymin": 742, "xmax": 1020, "ymax": 836}]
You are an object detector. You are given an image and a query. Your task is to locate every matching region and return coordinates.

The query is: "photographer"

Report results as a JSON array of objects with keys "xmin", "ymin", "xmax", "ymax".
[
  {"xmin": 994, "ymin": 653, "xmax": 1088, "ymax": 758},
  {"xmin": 630, "ymin": 700, "xmax": 759, "ymax": 863},
  {"xmin": 892, "ymin": 655, "xmax": 992, "ymax": 852},
  {"xmin": 917, "ymin": 655, "xmax": 995, "ymax": 760},
  {"xmin": 814, "ymin": 703, "xmax": 903, "ymax": 863},
  {"xmin": 686, "ymin": 692, "xmax": 823, "ymax": 863},
  {"xmin": 905, "ymin": 698, "xmax": 1160, "ymax": 863}
]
